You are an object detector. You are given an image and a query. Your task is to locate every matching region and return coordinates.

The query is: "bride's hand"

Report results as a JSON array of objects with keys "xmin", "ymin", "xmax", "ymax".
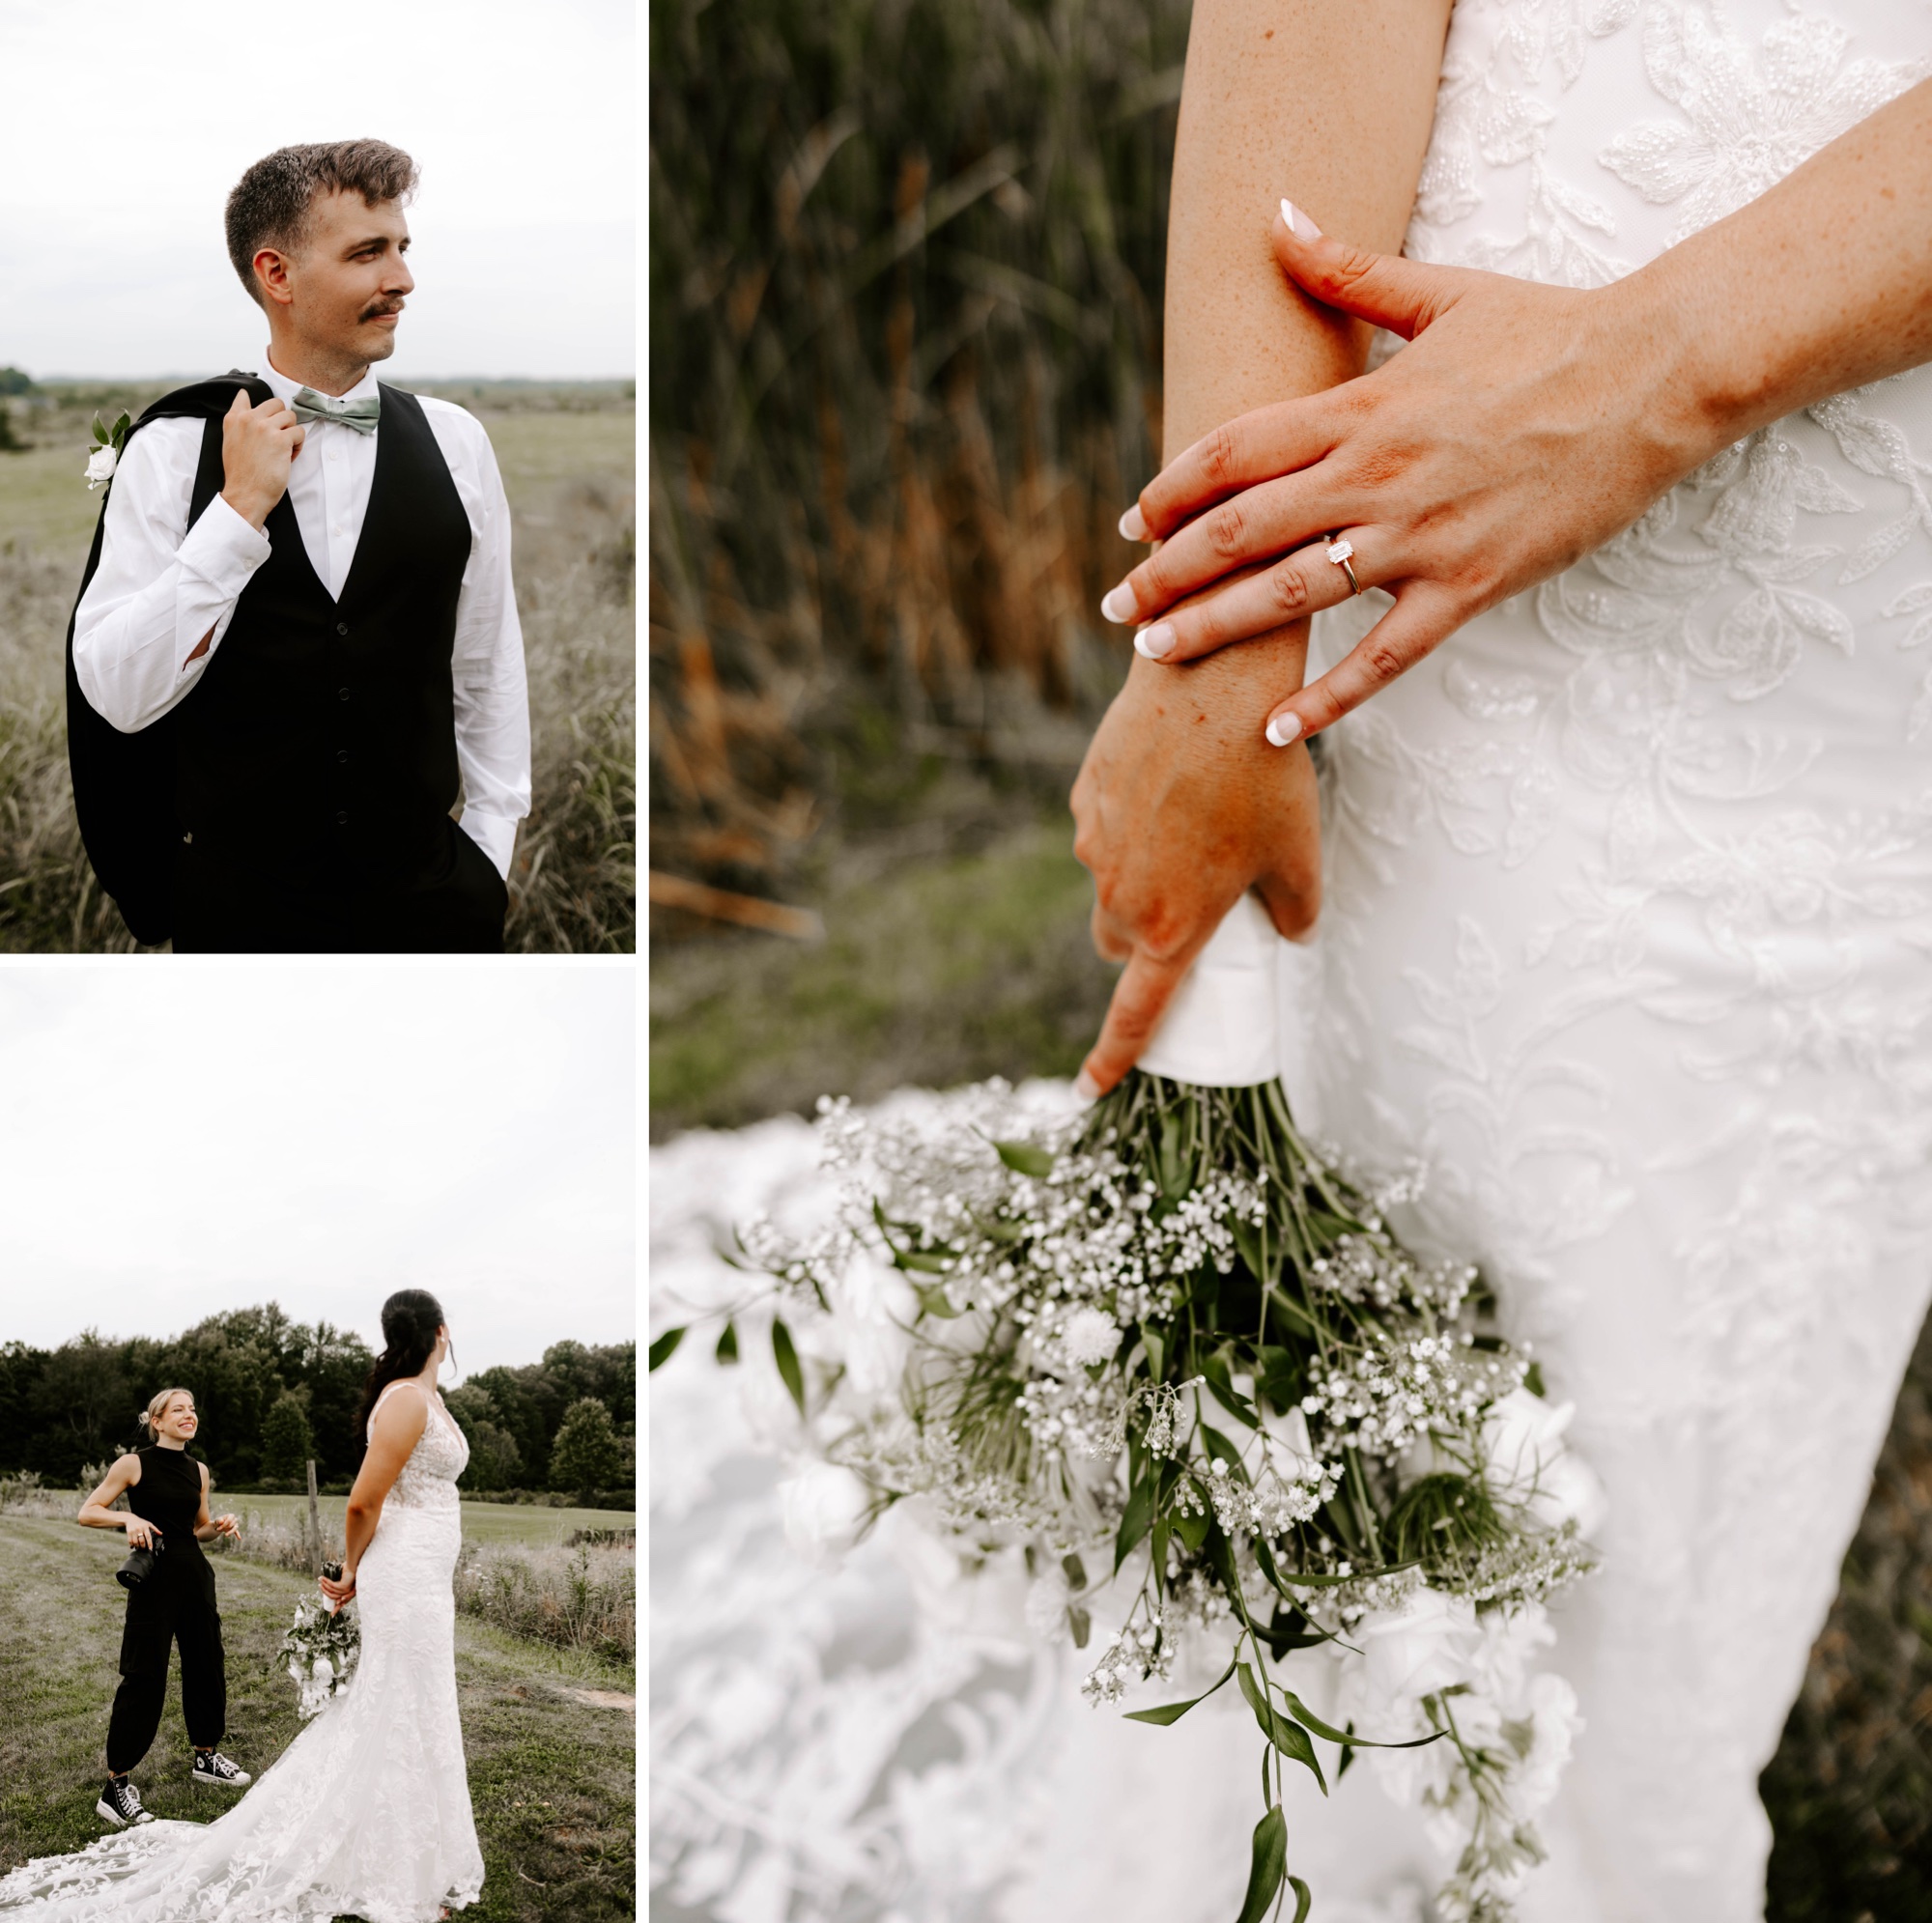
[
  {"xmin": 1070, "ymin": 644, "xmax": 1321, "ymax": 1096},
  {"xmin": 318, "ymin": 1569, "xmax": 356, "ymax": 1606},
  {"xmin": 1101, "ymin": 202, "xmax": 1711, "ymax": 744}
]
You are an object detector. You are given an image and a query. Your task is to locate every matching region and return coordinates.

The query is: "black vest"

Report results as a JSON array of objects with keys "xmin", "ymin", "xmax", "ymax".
[{"xmin": 66, "ymin": 373, "xmax": 473, "ymax": 944}]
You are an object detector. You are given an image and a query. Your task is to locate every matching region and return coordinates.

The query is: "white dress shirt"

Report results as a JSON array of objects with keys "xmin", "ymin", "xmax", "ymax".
[{"xmin": 72, "ymin": 353, "xmax": 530, "ymax": 878}]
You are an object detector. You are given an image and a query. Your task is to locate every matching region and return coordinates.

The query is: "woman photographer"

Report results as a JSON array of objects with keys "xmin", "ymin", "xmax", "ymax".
[{"xmin": 76, "ymin": 1388, "xmax": 249, "ymax": 1827}]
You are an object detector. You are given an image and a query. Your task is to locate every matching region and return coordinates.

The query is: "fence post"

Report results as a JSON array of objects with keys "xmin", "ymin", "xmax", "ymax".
[{"xmin": 306, "ymin": 1459, "xmax": 322, "ymax": 1578}]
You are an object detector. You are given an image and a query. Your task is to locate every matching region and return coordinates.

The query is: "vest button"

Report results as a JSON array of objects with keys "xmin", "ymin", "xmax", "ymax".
[
  {"xmin": 336, "ymin": 810, "xmax": 350, "ymax": 826},
  {"xmin": 336, "ymin": 749, "xmax": 350, "ymax": 764},
  {"xmin": 337, "ymin": 687, "xmax": 351, "ymax": 701},
  {"xmin": 336, "ymin": 621, "xmax": 350, "ymax": 636}
]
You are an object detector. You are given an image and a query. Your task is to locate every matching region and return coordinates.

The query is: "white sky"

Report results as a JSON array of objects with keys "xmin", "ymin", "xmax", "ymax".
[
  {"xmin": 0, "ymin": 964, "xmax": 637, "ymax": 1374},
  {"xmin": 0, "ymin": 0, "xmax": 635, "ymax": 380}
]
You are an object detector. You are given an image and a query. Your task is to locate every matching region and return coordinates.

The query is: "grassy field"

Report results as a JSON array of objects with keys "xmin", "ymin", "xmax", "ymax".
[
  {"xmin": 0, "ymin": 1512, "xmax": 635, "ymax": 1920},
  {"xmin": 0, "ymin": 382, "xmax": 635, "ymax": 952},
  {"xmin": 205, "ymin": 1492, "xmax": 636, "ymax": 1547}
]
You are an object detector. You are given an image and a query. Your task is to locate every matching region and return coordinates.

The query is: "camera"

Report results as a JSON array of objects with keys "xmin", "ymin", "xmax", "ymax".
[{"xmin": 116, "ymin": 1536, "xmax": 166, "ymax": 1590}]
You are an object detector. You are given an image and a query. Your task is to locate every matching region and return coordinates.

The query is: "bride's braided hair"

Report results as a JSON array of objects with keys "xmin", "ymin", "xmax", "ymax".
[{"xmin": 355, "ymin": 1289, "xmax": 449, "ymax": 1440}]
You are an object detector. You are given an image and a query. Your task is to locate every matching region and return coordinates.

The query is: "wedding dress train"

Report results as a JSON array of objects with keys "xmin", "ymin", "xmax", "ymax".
[
  {"xmin": 651, "ymin": 4, "xmax": 1932, "ymax": 1918},
  {"xmin": 0, "ymin": 1384, "xmax": 484, "ymax": 1922}
]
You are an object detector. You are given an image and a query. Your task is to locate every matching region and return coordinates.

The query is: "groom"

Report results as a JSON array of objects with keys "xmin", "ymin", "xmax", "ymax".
[{"xmin": 67, "ymin": 140, "xmax": 530, "ymax": 952}]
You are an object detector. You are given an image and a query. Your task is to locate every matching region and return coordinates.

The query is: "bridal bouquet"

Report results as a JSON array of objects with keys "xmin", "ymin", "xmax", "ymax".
[
  {"xmin": 273, "ymin": 1564, "xmax": 360, "ymax": 1718},
  {"xmin": 652, "ymin": 903, "xmax": 1601, "ymax": 1922}
]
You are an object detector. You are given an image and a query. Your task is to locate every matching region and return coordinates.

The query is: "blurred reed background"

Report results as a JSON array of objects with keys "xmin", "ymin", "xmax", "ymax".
[
  {"xmin": 650, "ymin": 0, "xmax": 1190, "ymax": 1127},
  {"xmin": 648, "ymin": 0, "xmax": 1932, "ymax": 1909}
]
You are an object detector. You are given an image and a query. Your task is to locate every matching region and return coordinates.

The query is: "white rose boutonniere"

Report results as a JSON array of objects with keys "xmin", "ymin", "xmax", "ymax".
[{"xmin": 84, "ymin": 410, "xmax": 130, "ymax": 493}]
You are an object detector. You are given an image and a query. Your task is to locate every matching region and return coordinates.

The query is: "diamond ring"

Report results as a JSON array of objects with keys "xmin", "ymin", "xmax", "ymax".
[{"xmin": 1325, "ymin": 535, "xmax": 1362, "ymax": 595}]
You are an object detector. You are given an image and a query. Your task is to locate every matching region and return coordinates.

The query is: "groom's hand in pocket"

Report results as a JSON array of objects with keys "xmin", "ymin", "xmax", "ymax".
[{"xmin": 1071, "ymin": 626, "xmax": 1321, "ymax": 1097}]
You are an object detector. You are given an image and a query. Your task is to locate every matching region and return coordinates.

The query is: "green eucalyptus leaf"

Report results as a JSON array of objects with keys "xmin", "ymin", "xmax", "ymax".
[
  {"xmin": 1114, "ymin": 1477, "xmax": 1154, "ymax": 1573},
  {"xmin": 1236, "ymin": 1663, "xmax": 1326, "ymax": 1795},
  {"xmin": 1251, "ymin": 1534, "xmax": 1292, "ymax": 1599},
  {"xmin": 1143, "ymin": 1325, "xmax": 1165, "ymax": 1381},
  {"xmin": 1288, "ymin": 1874, "xmax": 1313, "ymax": 1923},
  {"xmin": 1277, "ymin": 1559, "xmax": 1419, "ymax": 1590},
  {"xmin": 1234, "ymin": 1804, "xmax": 1287, "ymax": 1923},
  {"xmin": 647, "ymin": 1327, "xmax": 685, "ymax": 1372},
  {"xmin": 1067, "ymin": 1606, "xmax": 1091, "ymax": 1650},
  {"xmin": 911, "ymin": 1282, "xmax": 963, "ymax": 1318},
  {"xmin": 1201, "ymin": 1356, "xmax": 1259, "ymax": 1428},
  {"xmin": 1122, "ymin": 1654, "xmax": 1236, "ymax": 1726},
  {"xmin": 1175, "ymin": 1489, "xmax": 1211, "ymax": 1553},
  {"xmin": 772, "ymin": 1318, "xmax": 806, "ymax": 1415},
  {"xmin": 1282, "ymin": 1689, "xmax": 1444, "ymax": 1752},
  {"xmin": 993, "ymin": 1139, "xmax": 1055, "ymax": 1178},
  {"xmin": 897, "ymin": 1249, "xmax": 953, "ymax": 1274},
  {"xmin": 714, "ymin": 1321, "xmax": 739, "ymax": 1364},
  {"xmin": 1061, "ymin": 1552, "xmax": 1087, "ymax": 1592}
]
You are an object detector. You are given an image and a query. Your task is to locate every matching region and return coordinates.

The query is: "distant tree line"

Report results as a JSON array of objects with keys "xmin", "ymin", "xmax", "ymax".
[{"xmin": 0, "ymin": 1305, "xmax": 635, "ymax": 1498}]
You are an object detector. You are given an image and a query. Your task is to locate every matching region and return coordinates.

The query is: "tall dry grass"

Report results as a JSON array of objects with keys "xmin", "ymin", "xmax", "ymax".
[{"xmin": 649, "ymin": 0, "xmax": 1190, "ymax": 898}]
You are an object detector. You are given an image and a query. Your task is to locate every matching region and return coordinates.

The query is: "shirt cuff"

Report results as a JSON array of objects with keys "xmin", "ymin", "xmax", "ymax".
[
  {"xmin": 177, "ymin": 493, "xmax": 271, "ymax": 593},
  {"xmin": 457, "ymin": 810, "xmax": 517, "ymax": 880}
]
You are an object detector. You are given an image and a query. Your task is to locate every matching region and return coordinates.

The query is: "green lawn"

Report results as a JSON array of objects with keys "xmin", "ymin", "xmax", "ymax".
[
  {"xmin": 650, "ymin": 814, "xmax": 1112, "ymax": 1138},
  {"xmin": 213, "ymin": 1492, "xmax": 635, "ymax": 1548},
  {"xmin": 0, "ymin": 1514, "xmax": 635, "ymax": 1920}
]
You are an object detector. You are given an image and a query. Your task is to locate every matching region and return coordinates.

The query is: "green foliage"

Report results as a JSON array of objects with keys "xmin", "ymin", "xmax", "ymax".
[
  {"xmin": 548, "ymin": 1399, "xmax": 624, "ymax": 1497},
  {"xmin": 0, "ymin": 1313, "xmax": 634, "ymax": 1495},
  {"xmin": 258, "ymin": 1388, "xmax": 315, "ymax": 1485},
  {"xmin": 0, "ymin": 367, "xmax": 35, "ymax": 396},
  {"xmin": 0, "ymin": 403, "xmax": 25, "ymax": 454}
]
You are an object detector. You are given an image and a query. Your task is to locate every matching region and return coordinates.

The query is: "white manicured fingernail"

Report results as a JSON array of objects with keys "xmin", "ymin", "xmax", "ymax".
[
  {"xmin": 1073, "ymin": 1068, "xmax": 1101, "ymax": 1102},
  {"xmin": 1134, "ymin": 623, "xmax": 1176, "ymax": 661},
  {"xmin": 1100, "ymin": 583, "xmax": 1136, "ymax": 624},
  {"xmin": 1265, "ymin": 711, "xmax": 1303, "ymax": 747},
  {"xmin": 1280, "ymin": 198, "xmax": 1321, "ymax": 240},
  {"xmin": 1119, "ymin": 503, "xmax": 1149, "ymax": 542}
]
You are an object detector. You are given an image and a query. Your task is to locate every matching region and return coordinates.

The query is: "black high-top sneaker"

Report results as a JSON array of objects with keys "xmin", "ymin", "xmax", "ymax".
[
  {"xmin": 190, "ymin": 1750, "xmax": 251, "ymax": 1790},
  {"xmin": 97, "ymin": 1776, "xmax": 154, "ymax": 1826}
]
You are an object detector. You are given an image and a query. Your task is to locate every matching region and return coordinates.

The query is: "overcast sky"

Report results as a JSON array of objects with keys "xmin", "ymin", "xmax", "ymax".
[
  {"xmin": 0, "ymin": 0, "xmax": 634, "ymax": 380},
  {"xmin": 0, "ymin": 965, "xmax": 636, "ymax": 1374}
]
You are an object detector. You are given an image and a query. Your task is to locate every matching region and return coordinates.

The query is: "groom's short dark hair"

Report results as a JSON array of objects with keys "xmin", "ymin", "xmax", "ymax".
[{"xmin": 224, "ymin": 140, "xmax": 419, "ymax": 307}]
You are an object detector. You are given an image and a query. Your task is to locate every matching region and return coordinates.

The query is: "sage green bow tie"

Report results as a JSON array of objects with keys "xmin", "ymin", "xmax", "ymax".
[{"xmin": 288, "ymin": 386, "xmax": 381, "ymax": 435}]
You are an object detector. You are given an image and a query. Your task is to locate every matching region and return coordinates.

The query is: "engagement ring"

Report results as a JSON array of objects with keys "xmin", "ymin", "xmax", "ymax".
[{"xmin": 1325, "ymin": 535, "xmax": 1361, "ymax": 595}]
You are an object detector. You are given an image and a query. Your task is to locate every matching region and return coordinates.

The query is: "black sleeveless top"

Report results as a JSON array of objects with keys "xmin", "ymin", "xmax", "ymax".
[{"xmin": 127, "ymin": 1446, "xmax": 206, "ymax": 1548}]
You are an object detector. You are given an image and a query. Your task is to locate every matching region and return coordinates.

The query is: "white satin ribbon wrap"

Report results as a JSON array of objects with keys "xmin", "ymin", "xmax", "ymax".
[{"xmin": 1134, "ymin": 891, "xmax": 1290, "ymax": 1088}]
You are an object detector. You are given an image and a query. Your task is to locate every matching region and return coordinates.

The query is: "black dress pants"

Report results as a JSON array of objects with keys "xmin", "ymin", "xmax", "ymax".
[
  {"xmin": 106, "ymin": 1549, "xmax": 225, "ymax": 1771},
  {"xmin": 172, "ymin": 816, "xmax": 508, "ymax": 954}
]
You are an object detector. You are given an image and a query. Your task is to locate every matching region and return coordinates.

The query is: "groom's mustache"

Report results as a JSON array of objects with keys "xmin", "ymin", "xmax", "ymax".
[{"xmin": 361, "ymin": 299, "xmax": 406, "ymax": 321}]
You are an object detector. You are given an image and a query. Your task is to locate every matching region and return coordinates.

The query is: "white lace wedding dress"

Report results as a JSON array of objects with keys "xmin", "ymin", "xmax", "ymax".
[
  {"xmin": 0, "ymin": 1383, "xmax": 485, "ymax": 1922},
  {"xmin": 651, "ymin": 5, "xmax": 1932, "ymax": 1919}
]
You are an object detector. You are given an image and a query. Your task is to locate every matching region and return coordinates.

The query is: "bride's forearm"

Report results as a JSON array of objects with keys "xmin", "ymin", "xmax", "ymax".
[
  {"xmin": 1631, "ymin": 75, "xmax": 1932, "ymax": 462},
  {"xmin": 1163, "ymin": 0, "xmax": 1452, "ymax": 448},
  {"xmin": 1156, "ymin": 0, "xmax": 1452, "ymax": 712}
]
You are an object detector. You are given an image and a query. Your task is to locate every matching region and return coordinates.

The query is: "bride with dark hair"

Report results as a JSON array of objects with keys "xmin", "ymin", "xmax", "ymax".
[{"xmin": 0, "ymin": 1289, "xmax": 484, "ymax": 1922}]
